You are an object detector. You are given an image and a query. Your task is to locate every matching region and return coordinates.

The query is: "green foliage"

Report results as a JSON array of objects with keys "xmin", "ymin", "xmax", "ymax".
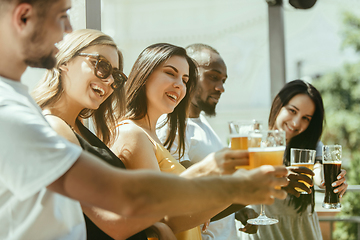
[
  {"xmin": 333, "ymin": 194, "xmax": 360, "ymax": 240},
  {"xmin": 342, "ymin": 12, "xmax": 360, "ymax": 53},
  {"xmin": 332, "ymin": 153, "xmax": 360, "ymax": 240},
  {"xmin": 315, "ymin": 62, "xmax": 360, "ymax": 152},
  {"xmin": 312, "ymin": 11, "xmax": 360, "ymax": 240}
]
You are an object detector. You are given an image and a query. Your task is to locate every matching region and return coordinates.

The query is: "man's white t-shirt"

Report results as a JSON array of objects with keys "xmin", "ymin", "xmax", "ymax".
[
  {"xmin": 0, "ymin": 77, "xmax": 85, "ymax": 240},
  {"xmin": 157, "ymin": 114, "xmax": 240, "ymax": 240}
]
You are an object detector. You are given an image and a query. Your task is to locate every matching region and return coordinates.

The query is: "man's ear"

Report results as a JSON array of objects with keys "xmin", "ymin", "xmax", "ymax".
[
  {"xmin": 59, "ymin": 63, "xmax": 69, "ymax": 72},
  {"xmin": 12, "ymin": 3, "xmax": 34, "ymax": 32}
]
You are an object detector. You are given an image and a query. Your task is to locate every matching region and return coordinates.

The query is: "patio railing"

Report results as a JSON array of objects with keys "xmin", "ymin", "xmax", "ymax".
[{"xmin": 316, "ymin": 185, "xmax": 360, "ymax": 240}]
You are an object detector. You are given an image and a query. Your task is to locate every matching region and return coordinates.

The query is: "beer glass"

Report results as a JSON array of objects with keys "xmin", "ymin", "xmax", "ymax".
[
  {"xmin": 322, "ymin": 145, "xmax": 342, "ymax": 209},
  {"xmin": 247, "ymin": 130, "xmax": 286, "ymax": 225},
  {"xmin": 290, "ymin": 148, "xmax": 316, "ymax": 194},
  {"xmin": 229, "ymin": 120, "xmax": 261, "ymax": 169}
]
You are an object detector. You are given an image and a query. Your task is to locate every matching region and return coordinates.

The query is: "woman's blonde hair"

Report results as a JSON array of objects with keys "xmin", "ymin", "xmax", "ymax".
[{"xmin": 32, "ymin": 29, "xmax": 125, "ymax": 146}]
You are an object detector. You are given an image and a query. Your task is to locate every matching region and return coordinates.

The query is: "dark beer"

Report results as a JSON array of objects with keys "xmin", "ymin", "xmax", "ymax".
[{"xmin": 323, "ymin": 163, "xmax": 341, "ymax": 205}]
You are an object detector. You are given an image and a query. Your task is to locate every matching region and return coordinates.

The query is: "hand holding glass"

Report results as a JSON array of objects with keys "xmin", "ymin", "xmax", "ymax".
[
  {"xmin": 229, "ymin": 120, "xmax": 261, "ymax": 169},
  {"xmin": 290, "ymin": 148, "xmax": 316, "ymax": 194},
  {"xmin": 322, "ymin": 145, "xmax": 342, "ymax": 209},
  {"xmin": 246, "ymin": 130, "xmax": 286, "ymax": 225}
]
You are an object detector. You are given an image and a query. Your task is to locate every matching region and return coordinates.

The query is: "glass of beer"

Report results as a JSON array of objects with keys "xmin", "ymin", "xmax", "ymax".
[
  {"xmin": 247, "ymin": 130, "xmax": 286, "ymax": 225},
  {"xmin": 229, "ymin": 120, "xmax": 261, "ymax": 169},
  {"xmin": 322, "ymin": 145, "xmax": 342, "ymax": 209},
  {"xmin": 290, "ymin": 148, "xmax": 316, "ymax": 194}
]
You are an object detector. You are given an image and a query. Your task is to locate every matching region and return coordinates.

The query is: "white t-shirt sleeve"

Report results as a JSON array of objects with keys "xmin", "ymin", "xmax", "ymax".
[
  {"xmin": 315, "ymin": 141, "xmax": 324, "ymax": 158},
  {"xmin": 0, "ymin": 99, "xmax": 82, "ymax": 201},
  {"xmin": 170, "ymin": 132, "xmax": 190, "ymax": 163}
]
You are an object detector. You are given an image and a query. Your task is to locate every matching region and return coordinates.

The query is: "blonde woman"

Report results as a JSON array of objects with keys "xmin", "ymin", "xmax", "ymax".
[{"xmin": 33, "ymin": 29, "xmax": 175, "ymax": 240}]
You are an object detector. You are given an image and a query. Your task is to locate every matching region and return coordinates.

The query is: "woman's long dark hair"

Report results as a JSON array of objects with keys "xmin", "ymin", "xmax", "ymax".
[
  {"xmin": 269, "ymin": 80, "xmax": 325, "ymax": 213},
  {"xmin": 125, "ymin": 43, "xmax": 198, "ymax": 158}
]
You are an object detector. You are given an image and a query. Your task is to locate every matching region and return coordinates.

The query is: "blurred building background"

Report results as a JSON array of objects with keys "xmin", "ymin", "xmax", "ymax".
[
  {"xmin": 21, "ymin": 1, "xmax": 360, "ymax": 239},
  {"xmin": 24, "ymin": 0, "xmax": 360, "ymax": 145}
]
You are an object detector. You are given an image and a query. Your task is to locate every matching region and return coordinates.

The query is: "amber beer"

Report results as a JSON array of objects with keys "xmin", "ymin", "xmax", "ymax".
[
  {"xmin": 230, "ymin": 135, "xmax": 248, "ymax": 150},
  {"xmin": 229, "ymin": 120, "xmax": 261, "ymax": 152},
  {"xmin": 290, "ymin": 148, "xmax": 316, "ymax": 194},
  {"xmin": 291, "ymin": 163, "xmax": 314, "ymax": 192},
  {"xmin": 229, "ymin": 120, "xmax": 259, "ymax": 170},
  {"xmin": 248, "ymin": 146, "xmax": 285, "ymax": 168},
  {"xmin": 323, "ymin": 162, "xmax": 341, "ymax": 207},
  {"xmin": 232, "ymin": 134, "xmax": 250, "ymax": 169},
  {"xmin": 246, "ymin": 130, "xmax": 285, "ymax": 225}
]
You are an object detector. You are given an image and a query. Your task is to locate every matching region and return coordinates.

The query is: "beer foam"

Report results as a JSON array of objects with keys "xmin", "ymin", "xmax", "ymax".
[
  {"xmin": 323, "ymin": 161, "xmax": 342, "ymax": 164},
  {"xmin": 248, "ymin": 146, "xmax": 286, "ymax": 152},
  {"xmin": 230, "ymin": 134, "xmax": 247, "ymax": 138},
  {"xmin": 291, "ymin": 162, "xmax": 314, "ymax": 166}
]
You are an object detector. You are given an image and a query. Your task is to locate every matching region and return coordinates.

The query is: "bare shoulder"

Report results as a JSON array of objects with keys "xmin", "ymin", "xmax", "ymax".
[
  {"xmin": 111, "ymin": 122, "xmax": 159, "ymax": 170},
  {"xmin": 45, "ymin": 115, "xmax": 80, "ymax": 146},
  {"xmin": 113, "ymin": 122, "xmax": 152, "ymax": 148}
]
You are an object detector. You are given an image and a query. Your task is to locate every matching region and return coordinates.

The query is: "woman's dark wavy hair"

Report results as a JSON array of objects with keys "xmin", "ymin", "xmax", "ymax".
[
  {"xmin": 125, "ymin": 43, "xmax": 198, "ymax": 159},
  {"xmin": 269, "ymin": 79, "xmax": 325, "ymax": 214}
]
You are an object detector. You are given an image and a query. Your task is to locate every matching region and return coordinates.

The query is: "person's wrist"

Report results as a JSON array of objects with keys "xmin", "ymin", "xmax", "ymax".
[{"xmin": 224, "ymin": 172, "xmax": 247, "ymax": 204}]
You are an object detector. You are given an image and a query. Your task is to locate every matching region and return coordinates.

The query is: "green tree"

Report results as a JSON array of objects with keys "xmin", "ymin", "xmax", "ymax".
[{"xmin": 313, "ymin": 11, "xmax": 360, "ymax": 240}]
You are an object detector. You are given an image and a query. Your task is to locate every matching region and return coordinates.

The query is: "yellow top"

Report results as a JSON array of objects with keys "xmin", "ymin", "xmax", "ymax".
[{"xmin": 141, "ymin": 129, "xmax": 202, "ymax": 240}]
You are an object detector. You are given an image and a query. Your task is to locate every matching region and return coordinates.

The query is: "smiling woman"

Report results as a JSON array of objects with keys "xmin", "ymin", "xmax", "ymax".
[
  {"xmin": 121, "ymin": 43, "xmax": 198, "ymax": 160},
  {"xmin": 274, "ymin": 93, "xmax": 315, "ymax": 143},
  {"xmin": 268, "ymin": 80, "xmax": 324, "ymax": 164},
  {"xmin": 33, "ymin": 29, "xmax": 125, "ymax": 146},
  {"xmin": 31, "ymin": 29, "xmax": 160, "ymax": 240},
  {"xmin": 110, "ymin": 43, "xmax": 202, "ymax": 239},
  {"xmin": 240, "ymin": 79, "xmax": 348, "ymax": 240},
  {"xmin": 110, "ymin": 43, "xmax": 250, "ymax": 239},
  {"xmin": 145, "ymin": 55, "xmax": 189, "ymax": 118}
]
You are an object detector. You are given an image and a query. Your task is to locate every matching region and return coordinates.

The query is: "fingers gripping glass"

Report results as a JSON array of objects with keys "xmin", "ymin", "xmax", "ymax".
[
  {"xmin": 247, "ymin": 130, "xmax": 286, "ymax": 226},
  {"xmin": 78, "ymin": 53, "xmax": 127, "ymax": 89}
]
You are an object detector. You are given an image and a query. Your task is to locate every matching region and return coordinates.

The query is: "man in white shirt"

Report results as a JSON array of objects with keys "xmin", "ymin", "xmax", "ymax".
[
  {"xmin": 158, "ymin": 44, "xmax": 258, "ymax": 239},
  {"xmin": 0, "ymin": 1, "xmax": 289, "ymax": 239}
]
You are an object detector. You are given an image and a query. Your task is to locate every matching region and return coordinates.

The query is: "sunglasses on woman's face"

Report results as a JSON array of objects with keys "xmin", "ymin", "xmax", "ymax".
[{"xmin": 77, "ymin": 53, "xmax": 127, "ymax": 89}]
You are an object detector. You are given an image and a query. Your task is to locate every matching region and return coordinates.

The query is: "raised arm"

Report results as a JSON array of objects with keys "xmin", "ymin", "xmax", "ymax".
[
  {"xmin": 165, "ymin": 148, "xmax": 248, "ymax": 231},
  {"xmin": 110, "ymin": 124, "xmax": 289, "ymax": 232},
  {"xmin": 111, "ymin": 124, "xmax": 241, "ymax": 232},
  {"xmin": 48, "ymin": 154, "xmax": 289, "ymax": 216},
  {"xmin": 45, "ymin": 116, "xmax": 165, "ymax": 239},
  {"xmin": 2, "ymin": 100, "xmax": 288, "ymax": 237},
  {"xmin": 45, "ymin": 120, "xmax": 289, "ymax": 232}
]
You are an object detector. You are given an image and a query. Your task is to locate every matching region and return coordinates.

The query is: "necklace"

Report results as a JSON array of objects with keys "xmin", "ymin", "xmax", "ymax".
[{"xmin": 43, "ymin": 113, "xmax": 77, "ymax": 132}]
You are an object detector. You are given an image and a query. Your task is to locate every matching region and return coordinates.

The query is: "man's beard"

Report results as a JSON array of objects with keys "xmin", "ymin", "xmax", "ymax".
[
  {"xmin": 194, "ymin": 95, "xmax": 217, "ymax": 116},
  {"xmin": 23, "ymin": 26, "xmax": 57, "ymax": 69},
  {"xmin": 24, "ymin": 53, "xmax": 56, "ymax": 70}
]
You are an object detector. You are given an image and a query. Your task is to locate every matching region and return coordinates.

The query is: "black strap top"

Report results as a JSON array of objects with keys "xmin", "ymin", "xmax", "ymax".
[
  {"xmin": 74, "ymin": 120, "xmax": 125, "ymax": 169},
  {"xmin": 43, "ymin": 115, "xmax": 146, "ymax": 240},
  {"xmin": 74, "ymin": 120, "xmax": 147, "ymax": 240}
]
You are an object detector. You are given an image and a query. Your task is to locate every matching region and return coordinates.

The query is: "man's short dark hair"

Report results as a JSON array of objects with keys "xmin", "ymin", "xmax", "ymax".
[{"xmin": 0, "ymin": 0, "xmax": 60, "ymax": 18}]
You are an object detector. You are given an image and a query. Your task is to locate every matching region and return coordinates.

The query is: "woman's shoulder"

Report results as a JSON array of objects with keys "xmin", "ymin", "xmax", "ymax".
[
  {"xmin": 44, "ymin": 114, "xmax": 80, "ymax": 146},
  {"xmin": 114, "ymin": 120, "xmax": 153, "ymax": 147},
  {"xmin": 112, "ymin": 120, "xmax": 159, "ymax": 170},
  {"xmin": 116, "ymin": 120, "xmax": 147, "ymax": 138}
]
